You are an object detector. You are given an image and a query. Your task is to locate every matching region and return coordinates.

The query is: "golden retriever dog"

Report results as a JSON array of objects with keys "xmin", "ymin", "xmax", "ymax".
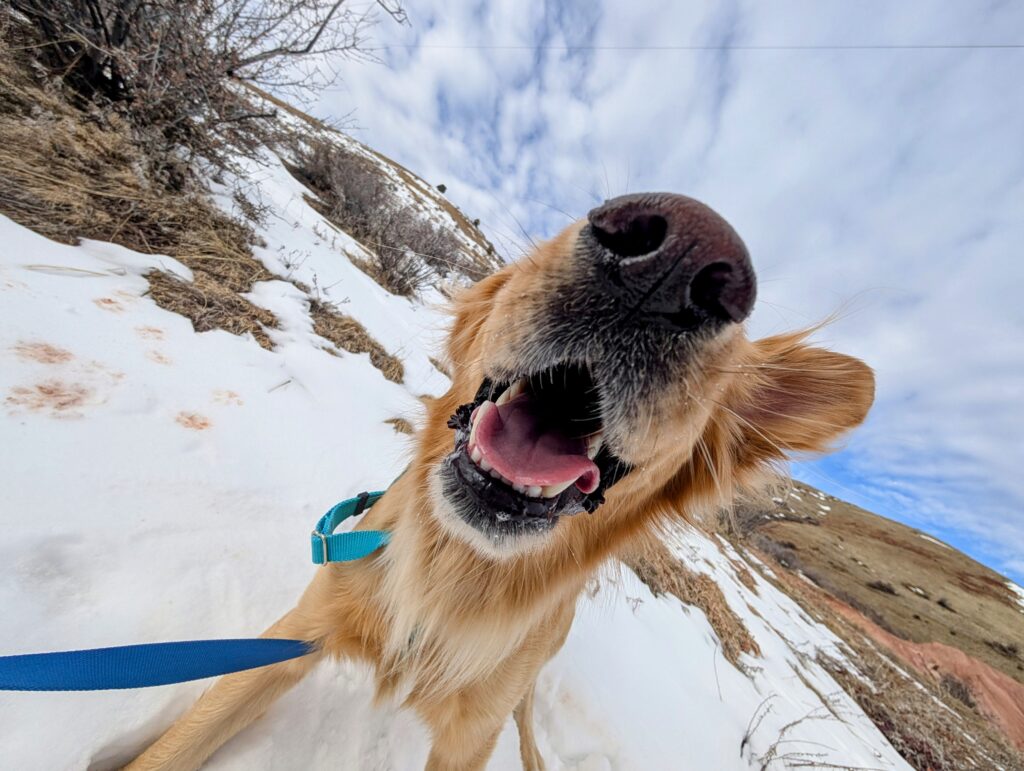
[{"xmin": 128, "ymin": 193, "xmax": 874, "ymax": 770}]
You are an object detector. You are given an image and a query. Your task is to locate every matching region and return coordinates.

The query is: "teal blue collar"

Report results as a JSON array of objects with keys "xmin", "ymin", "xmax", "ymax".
[{"xmin": 310, "ymin": 491, "xmax": 390, "ymax": 564}]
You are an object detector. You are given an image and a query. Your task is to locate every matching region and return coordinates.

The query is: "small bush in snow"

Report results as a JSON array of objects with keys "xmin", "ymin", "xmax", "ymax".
[{"xmin": 295, "ymin": 140, "xmax": 470, "ymax": 296}]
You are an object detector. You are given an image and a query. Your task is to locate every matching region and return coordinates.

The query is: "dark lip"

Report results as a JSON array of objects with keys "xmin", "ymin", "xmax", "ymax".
[{"xmin": 441, "ymin": 373, "xmax": 631, "ymax": 536}]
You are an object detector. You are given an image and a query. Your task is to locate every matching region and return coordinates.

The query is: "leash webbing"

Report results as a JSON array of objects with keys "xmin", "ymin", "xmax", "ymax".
[
  {"xmin": 0, "ymin": 491, "xmax": 388, "ymax": 691},
  {"xmin": 0, "ymin": 639, "xmax": 314, "ymax": 691}
]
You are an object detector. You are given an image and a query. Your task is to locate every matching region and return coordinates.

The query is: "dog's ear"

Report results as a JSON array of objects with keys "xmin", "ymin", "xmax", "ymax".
[{"xmin": 734, "ymin": 331, "xmax": 875, "ymax": 464}]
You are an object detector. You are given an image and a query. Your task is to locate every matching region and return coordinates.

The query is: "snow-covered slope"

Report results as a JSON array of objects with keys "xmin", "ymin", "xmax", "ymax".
[{"xmin": 0, "ymin": 146, "xmax": 909, "ymax": 770}]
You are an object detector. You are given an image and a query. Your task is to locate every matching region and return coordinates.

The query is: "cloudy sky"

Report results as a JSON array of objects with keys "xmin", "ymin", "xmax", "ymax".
[{"xmin": 307, "ymin": 1, "xmax": 1024, "ymax": 581}]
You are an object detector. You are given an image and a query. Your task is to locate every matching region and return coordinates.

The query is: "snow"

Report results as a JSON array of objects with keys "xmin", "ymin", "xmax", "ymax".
[
  {"xmin": 0, "ymin": 144, "xmax": 910, "ymax": 770},
  {"xmin": 1008, "ymin": 582, "xmax": 1024, "ymax": 613},
  {"xmin": 919, "ymin": 534, "xmax": 953, "ymax": 550}
]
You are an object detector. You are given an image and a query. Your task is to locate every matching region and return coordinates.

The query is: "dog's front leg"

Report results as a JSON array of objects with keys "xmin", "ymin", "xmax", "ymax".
[
  {"xmin": 513, "ymin": 680, "xmax": 545, "ymax": 771},
  {"xmin": 421, "ymin": 662, "xmax": 551, "ymax": 771},
  {"xmin": 125, "ymin": 605, "xmax": 326, "ymax": 771},
  {"xmin": 423, "ymin": 711, "xmax": 505, "ymax": 771}
]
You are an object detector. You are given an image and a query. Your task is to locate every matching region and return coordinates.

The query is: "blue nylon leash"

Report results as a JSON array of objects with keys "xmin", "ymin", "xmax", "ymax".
[
  {"xmin": 0, "ymin": 639, "xmax": 314, "ymax": 691},
  {"xmin": 0, "ymin": 491, "xmax": 388, "ymax": 692}
]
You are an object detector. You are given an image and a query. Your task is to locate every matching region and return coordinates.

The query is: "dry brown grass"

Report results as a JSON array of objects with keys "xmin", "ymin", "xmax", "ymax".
[
  {"xmin": 625, "ymin": 539, "xmax": 761, "ymax": 669},
  {"xmin": 428, "ymin": 356, "xmax": 451, "ymax": 379},
  {"xmin": 145, "ymin": 270, "xmax": 277, "ymax": 350},
  {"xmin": 0, "ymin": 14, "xmax": 286, "ymax": 351},
  {"xmin": 384, "ymin": 417, "xmax": 415, "ymax": 435},
  {"xmin": 308, "ymin": 300, "xmax": 404, "ymax": 383},
  {"xmin": 730, "ymin": 559, "xmax": 759, "ymax": 594}
]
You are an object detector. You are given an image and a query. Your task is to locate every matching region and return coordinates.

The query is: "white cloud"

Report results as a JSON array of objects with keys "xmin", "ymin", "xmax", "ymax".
[{"xmin": 306, "ymin": 0, "xmax": 1024, "ymax": 579}]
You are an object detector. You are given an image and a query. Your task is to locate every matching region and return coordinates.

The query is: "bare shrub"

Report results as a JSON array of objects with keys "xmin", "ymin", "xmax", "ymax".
[
  {"xmin": 939, "ymin": 674, "xmax": 976, "ymax": 709},
  {"xmin": 293, "ymin": 140, "xmax": 473, "ymax": 294},
  {"xmin": 866, "ymin": 580, "xmax": 899, "ymax": 596},
  {"xmin": 12, "ymin": 0, "xmax": 406, "ymax": 179},
  {"xmin": 984, "ymin": 640, "xmax": 1020, "ymax": 659},
  {"xmin": 753, "ymin": 535, "xmax": 801, "ymax": 570}
]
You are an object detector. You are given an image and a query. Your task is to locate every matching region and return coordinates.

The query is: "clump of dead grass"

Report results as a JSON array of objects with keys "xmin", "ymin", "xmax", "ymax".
[
  {"xmin": 625, "ymin": 540, "xmax": 761, "ymax": 669},
  {"xmin": 428, "ymin": 356, "xmax": 451, "ymax": 379},
  {"xmin": 308, "ymin": 299, "xmax": 404, "ymax": 383},
  {"xmin": 730, "ymin": 559, "xmax": 759, "ymax": 595},
  {"xmin": 145, "ymin": 270, "xmax": 277, "ymax": 350},
  {"xmin": 0, "ymin": 15, "xmax": 282, "ymax": 350},
  {"xmin": 384, "ymin": 417, "xmax": 415, "ymax": 435}
]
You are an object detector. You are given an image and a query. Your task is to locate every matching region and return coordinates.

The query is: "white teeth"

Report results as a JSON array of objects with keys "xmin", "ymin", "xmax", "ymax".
[
  {"xmin": 586, "ymin": 431, "xmax": 604, "ymax": 460},
  {"xmin": 508, "ymin": 378, "xmax": 526, "ymax": 400},
  {"xmin": 526, "ymin": 485, "xmax": 542, "ymax": 498},
  {"xmin": 479, "ymin": 456, "xmax": 493, "ymax": 472},
  {"xmin": 539, "ymin": 479, "xmax": 574, "ymax": 498},
  {"xmin": 469, "ymin": 400, "xmax": 494, "ymax": 447},
  {"xmin": 489, "ymin": 469, "xmax": 502, "ymax": 479},
  {"xmin": 470, "ymin": 445, "xmax": 482, "ymax": 464},
  {"xmin": 494, "ymin": 378, "xmax": 526, "ymax": 407},
  {"xmin": 513, "ymin": 483, "xmax": 527, "ymax": 494}
]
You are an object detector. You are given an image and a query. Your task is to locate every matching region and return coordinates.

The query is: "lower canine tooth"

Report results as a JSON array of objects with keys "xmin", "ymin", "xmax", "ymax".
[
  {"xmin": 539, "ymin": 479, "xmax": 574, "ymax": 498},
  {"xmin": 586, "ymin": 431, "xmax": 604, "ymax": 460},
  {"xmin": 469, "ymin": 400, "xmax": 494, "ymax": 447}
]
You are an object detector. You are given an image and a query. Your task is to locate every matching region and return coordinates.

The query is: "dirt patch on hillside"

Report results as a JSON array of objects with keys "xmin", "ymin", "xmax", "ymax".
[{"xmin": 827, "ymin": 594, "xmax": 1024, "ymax": 750}]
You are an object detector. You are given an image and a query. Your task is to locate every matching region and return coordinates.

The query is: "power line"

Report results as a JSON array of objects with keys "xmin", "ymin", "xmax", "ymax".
[{"xmin": 374, "ymin": 43, "xmax": 1024, "ymax": 52}]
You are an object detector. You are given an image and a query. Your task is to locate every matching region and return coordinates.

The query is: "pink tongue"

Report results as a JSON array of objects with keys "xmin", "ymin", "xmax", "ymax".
[{"xmin": 473, "ymin": 398, "xmax": 600, "ymax": 494}]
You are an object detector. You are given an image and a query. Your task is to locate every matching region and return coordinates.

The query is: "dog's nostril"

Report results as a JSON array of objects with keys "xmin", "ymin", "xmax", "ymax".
[
  {"xmin": 690, "ymin": 262, "xmax": 736, "ymax": 321},
  {"xmin": 591, "ymin": 214, "xmax": 667, "ymax": 258}
]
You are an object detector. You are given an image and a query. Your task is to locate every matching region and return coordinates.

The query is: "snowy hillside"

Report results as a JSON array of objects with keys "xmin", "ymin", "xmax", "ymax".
[{"xmin": 0, "ymin": 141, "xmax": 915, "ymax": 770}]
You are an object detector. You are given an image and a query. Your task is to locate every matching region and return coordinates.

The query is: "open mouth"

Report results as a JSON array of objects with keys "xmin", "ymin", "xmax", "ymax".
[{"xmin": 442, "ymin": 363, "xmax": 629, "ymax": 537}]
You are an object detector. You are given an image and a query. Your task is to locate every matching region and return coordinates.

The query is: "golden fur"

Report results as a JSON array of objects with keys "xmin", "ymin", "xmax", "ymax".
[{"xmin": 127, "ymin": 217, "xmax": 874, "ymax": 771}]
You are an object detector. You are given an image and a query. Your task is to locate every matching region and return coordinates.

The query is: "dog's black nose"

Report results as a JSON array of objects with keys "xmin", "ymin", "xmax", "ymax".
[{"xmin": 586, "ymin": 193, "xmax": 756, "ymax": 329}]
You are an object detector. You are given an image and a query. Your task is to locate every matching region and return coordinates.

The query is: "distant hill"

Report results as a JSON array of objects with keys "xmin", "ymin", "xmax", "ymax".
[{"xmin": 731, "ymin": 481, "xmax": 1024, "ymax": 765}]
